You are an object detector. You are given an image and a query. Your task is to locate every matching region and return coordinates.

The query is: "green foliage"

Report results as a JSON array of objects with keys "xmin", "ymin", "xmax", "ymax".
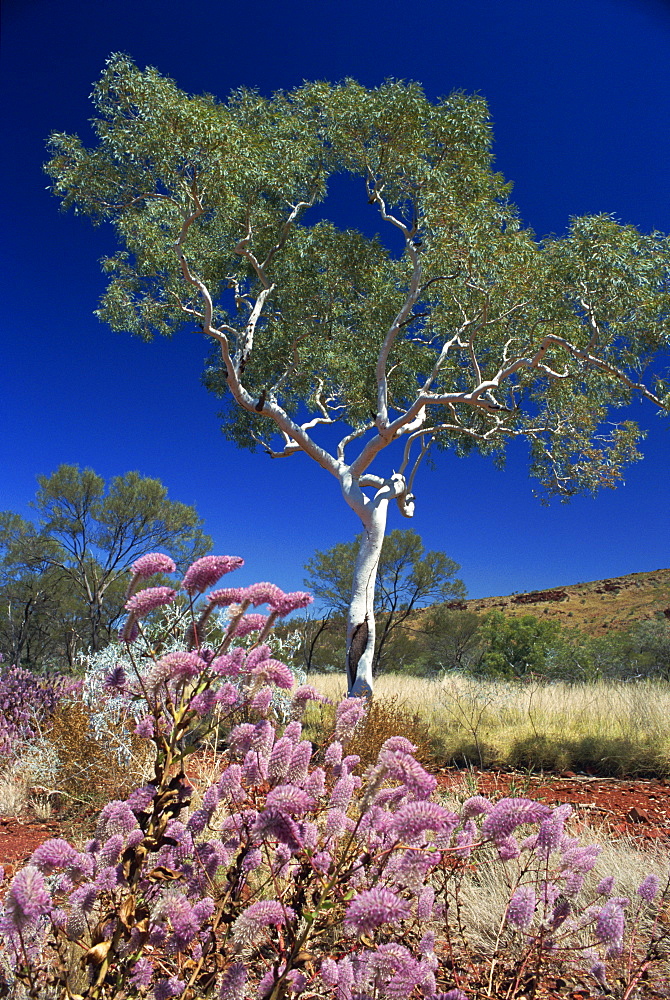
[
  {"xmin": 0, "ymin": 465, "xmax": 211, "ymax": 667},
  {"xmin": 545, "ymin": 618, "xmax": 670, "ymax": 682},
  {"xmin": 411, "ymin": 606, "xmax": 483, "ymax": 675},
  {"xmin": 304, "ymin": 529, "xmax": 465, "ymax": 674},
  {"xmin": 45, "ymin": 56, "xmax": 670, "ymax": 504},
  {"xmin": 473, "ymin": 609, "xmax": 565, "ymax": 679}
]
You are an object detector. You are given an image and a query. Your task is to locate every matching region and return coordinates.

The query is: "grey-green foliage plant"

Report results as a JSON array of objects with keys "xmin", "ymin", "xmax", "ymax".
[
  {"xmin": 304, "ymin": 529, "xmax": 465, "ymax": 676},
  {"xmin": 0, "ymin": 465, "xmax": 211, "ymax": 663},
  {"xmin": 45, "ymin": 55, "xmax": 670, "ymax": 696}
]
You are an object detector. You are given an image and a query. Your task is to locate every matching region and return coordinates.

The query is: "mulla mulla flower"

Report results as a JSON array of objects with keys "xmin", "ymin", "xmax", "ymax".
[
  {"xmin": 231, "ymin": 900, "xmax": 296, "ymax": 949},
  {"xmin": 344, "ymin": 887, "xmax": 410, "ymax": 935},
  {"xmin": 181, "ymin": 555, "xmax": 244, "ymax": 594},
  {"xmin": 125, "ymin": 585, "xmax": 176, "ymax": 618}
]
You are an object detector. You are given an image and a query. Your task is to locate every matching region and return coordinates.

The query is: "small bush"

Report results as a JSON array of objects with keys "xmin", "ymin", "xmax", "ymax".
[
  {"xmin": 312, "ymin": 692, "xmax": 436, "ymax": 771},
  {"xmin": 45, "ymin": 700, "xmax": 152, "ymax": 803}
]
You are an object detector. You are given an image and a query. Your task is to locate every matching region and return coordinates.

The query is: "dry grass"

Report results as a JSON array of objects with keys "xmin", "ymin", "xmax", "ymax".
[
  {"xmin": 44, "ymin": 701, "xmax": 153, "ymax": 804},
  {"xmin": 307, "ymin": 673, "xmax": 670, "ymax": 777}
]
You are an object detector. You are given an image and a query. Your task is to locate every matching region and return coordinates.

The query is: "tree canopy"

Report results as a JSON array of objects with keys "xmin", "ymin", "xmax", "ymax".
[{"xmin": 45, "ymin": 56, "xmax": 670, "ymax": 693}]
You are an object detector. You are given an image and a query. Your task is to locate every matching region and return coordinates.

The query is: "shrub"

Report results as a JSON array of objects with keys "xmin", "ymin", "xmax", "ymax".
[
  {"xmin": 0, "ymin": 663, "xmax": 65, "ymax": 755},
  {"xmin": 0, "ymin": 553, "xmax": 668, "ymax": 999}
]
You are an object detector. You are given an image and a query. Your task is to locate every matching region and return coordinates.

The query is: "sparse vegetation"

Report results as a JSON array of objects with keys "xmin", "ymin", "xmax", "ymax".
[
  {"xmin": 306, "ymin": 673, "xmax": 670, "ymax": 777},
  {"xmin": 2, "ymin": 552, "xmax": 669, "ymax": 1000}
]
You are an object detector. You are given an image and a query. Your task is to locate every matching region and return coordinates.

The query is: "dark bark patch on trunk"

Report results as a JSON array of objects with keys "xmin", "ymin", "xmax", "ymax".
[{"xmin": 347, "ymin": 616, "xmax": 369, "ymax": 693}]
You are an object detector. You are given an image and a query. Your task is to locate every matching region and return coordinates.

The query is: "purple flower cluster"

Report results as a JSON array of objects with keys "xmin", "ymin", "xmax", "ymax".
[
  {"xmin": 0, "ymin": 664, "xmax": 63, "ymax": 754},
  {"xmin": 182, "ymin": 555, "xmax": 244, "ymax": 594},
  {"xmin": 1, "ymin": 552, "xmax": 664, "ymax": 1000}
]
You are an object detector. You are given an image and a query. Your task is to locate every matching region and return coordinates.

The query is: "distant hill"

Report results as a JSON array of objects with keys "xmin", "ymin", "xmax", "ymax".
[{"xmin": 446, "ymin": 568, "xmax": 670, "ymax": 636}]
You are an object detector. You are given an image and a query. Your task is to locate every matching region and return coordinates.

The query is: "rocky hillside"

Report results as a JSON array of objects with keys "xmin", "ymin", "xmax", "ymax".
[{"xmin": 446, "ymin": 567, "xmax": 670, "ymax": 636}]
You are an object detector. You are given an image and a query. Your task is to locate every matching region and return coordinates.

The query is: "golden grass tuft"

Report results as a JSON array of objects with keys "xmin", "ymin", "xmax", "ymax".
[
  {"xmin": 45, "ymin": 701, "xmax": 153, "ymax": 803},
  {"xmin": 306, "ymin": 673, "xmax": 670, "ymax": 777}
]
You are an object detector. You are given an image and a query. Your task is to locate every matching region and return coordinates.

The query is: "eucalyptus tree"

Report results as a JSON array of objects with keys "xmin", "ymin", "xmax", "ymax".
[
  {"xmin": 1, "ymin": 465, "xmax": 212, "ymax": 658},
  {"xmin": 305, "ymin": 529, "xmax": 465, "ymax": 676},
  {"xmin": 46, "ymin": 56, "xmax": 670, "ymax": 694}
]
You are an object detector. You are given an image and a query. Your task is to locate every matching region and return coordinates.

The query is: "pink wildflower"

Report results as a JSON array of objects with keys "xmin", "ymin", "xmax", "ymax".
[
  {"xmin": 590, "ymin": 961, "xmax": 608, "ymax": 990},
  {"xmin": 418, "ymin": 885, "xmax": 435, "ymax": 920},
  {"xmin": 207, "ymin": 587, "xmax": 246, "ymax": 607},
  {"xmin": 537, "ymin": 803, "xmax": 572, "ymax": 854},
  {"xmin": 125, "ymin": 586, "xmax": 176, "ymax": 618},
  {"xmin": 211, "ymin": 648, "xmax": 246, "ymax": 676},
  {"xmin": 120, "ymin": 618, "xmax": 140, "ymax": 642},
  {"xmin": 287, "ymin": 740, "xmax": 312, "ymax": 785},
  {"xmin": 506, "ymin": 886, "xmax": 536, "ymax": 929},
  {"xmin": 265, "ymin": 784, "xmax": 312, "ymax": 815},
  {"xmin": 4, "ymin": 865, "xmax": 51, "ymax": 928},
  {"xmin": 481, "ymin": 798, "xmax": 551, "ymax": 843},
  {"xmin": 250, "ymin": 687, "xmax": 273, "ymax": 714},
  {"xmin": 344, "ymin": 887, "xmax": 410, "ymax": 935},
  {"xmin": 596, "ymin": 900, "xmax": 625, "ymax": 949},
  {"xmin": 253, "ymin": 808, "xmax": 303, "ymax": 850},
  {"xmin": 155, "ymin": 651, "xmax": 207, "ymax": 684},
  {"xmin": 320, "ymin": 958, "xmax": 339, "ymax": 987},
  {"xmin": 30, "ymin": 838, "xmax": 79, "ymax": 875},
  {"xmin": 131, "ymin": 553, "xmax": 176, "ymax": 578},
  {"xmin": 219, "ymin": 962, "xmax": 247, "ymax": 1000},
  {"xmin": 232, "ymin": 614, "xmax": 268, "ymax": 636},
  {"xmin": 381, "ymin": 736, "xmax": 417, "ymax": 754},
  {"xmin": 181, "ymin": 555, "xmax": 243, "ymax": 595},
  {"xmin": 638, "ymin": 874, "xmax": 660, "ymax": 902},
  {"xmin": 329, "ymin": 773, "xmax": 357, "ymax": 811},
  {"xmin": 231, "ymin": 900, "xmax": 295, "ymax": 947},
  {"xmin": 129, "ymin": 958, "xmax": 154, "ymax": 988},
  {"xmin": 324, "ymin": 741, "xmax": 343, "ymax": 768},
  {"xmin": 393, "ymin": 801, "xmax": 459, "ymax": 842},
  {"xmin": 252, "ymin": 658, "xmax": 294, "ymax": 689},
  {"xmin": 240, "ymin": 582, "xmax": 284, "ymax": 606},
  {"xmin": 379, "ymin": 748, "xmax": 437, "ymax": 799},
  {"xmin": 134, "ymin": 715, "xmax": 155, "ymax": 738},
  {"xmin": 461, "ymin": 795, "xmax": 493, "ymax": 818},
  {"xmin": 104, "ymin": 664, "xmax": 127, "ymax": 692},
  {"xmin": 269, "ymin": 590, "xmax": 313, "ymax": 616},
  {"xmin": 325, "ymin": 808, "xmax": 348, "ymax": 839},
  {"xmin": 216, "ymin": 683, "xmax": 239, "ymax": 707},
  {"xmin": 292, "ymin": 684, "xmax": 326, "ymax": 708},
  {"xmin": 335, "ymin": 698, "xmax": 367, "ymax": 741},
  {"xmin": 268, "ymin": 738, "xmax": 293, "ymax": 784}
]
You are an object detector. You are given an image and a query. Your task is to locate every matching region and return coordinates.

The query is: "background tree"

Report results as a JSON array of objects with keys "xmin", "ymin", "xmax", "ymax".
[
  {"xmin": 46, "ymin": 57, "xmax": 670, "ymax": 694},
  {"xmin": 0, "ymin": 513, "xmax": 79, "ymax": 670},
  {"xmin": 0, "ymin": 465, "xmax": 211, "ymax": 665},
  {"xmin": 412, "ymin": 605, "xmax": 484, "ymax": 675},
  {"xmin": 305, "ymin": 528, "xmax": 465, "ymax": 675},
  {"xmin": 474, "ymin": 609, "xmax": 564, "ymax": 679}
]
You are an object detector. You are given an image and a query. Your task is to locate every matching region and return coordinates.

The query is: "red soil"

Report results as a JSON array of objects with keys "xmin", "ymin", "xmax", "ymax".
[{"xmin": 434, "ymin": 768, "xmax": 670, "ymax": 847}]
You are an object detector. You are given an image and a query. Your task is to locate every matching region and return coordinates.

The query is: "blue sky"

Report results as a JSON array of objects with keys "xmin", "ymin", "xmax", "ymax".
[{"xmin": 1, "ymin": 0, "xmax": 669, "ymax": 601}]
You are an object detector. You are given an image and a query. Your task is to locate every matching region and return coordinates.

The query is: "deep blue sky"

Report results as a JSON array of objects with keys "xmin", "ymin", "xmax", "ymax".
[{"xmin": 1, "ymin": 0, "xmax": 669, "ymax": 601}]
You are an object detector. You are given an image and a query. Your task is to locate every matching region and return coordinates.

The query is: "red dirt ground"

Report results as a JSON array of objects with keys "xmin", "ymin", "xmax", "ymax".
[
  {"xmin": 2, "ymin": 770, "xmax": 668, "ymax": 882},
  {"xmin": 435, "ymin": 768, "xmax": 670, "ymax": 848}
]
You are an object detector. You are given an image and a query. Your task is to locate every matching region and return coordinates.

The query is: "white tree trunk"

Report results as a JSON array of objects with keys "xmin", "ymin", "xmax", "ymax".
[{"xmin": 341, "ymin": 472, "xmax": 406, "ymax": 697}]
